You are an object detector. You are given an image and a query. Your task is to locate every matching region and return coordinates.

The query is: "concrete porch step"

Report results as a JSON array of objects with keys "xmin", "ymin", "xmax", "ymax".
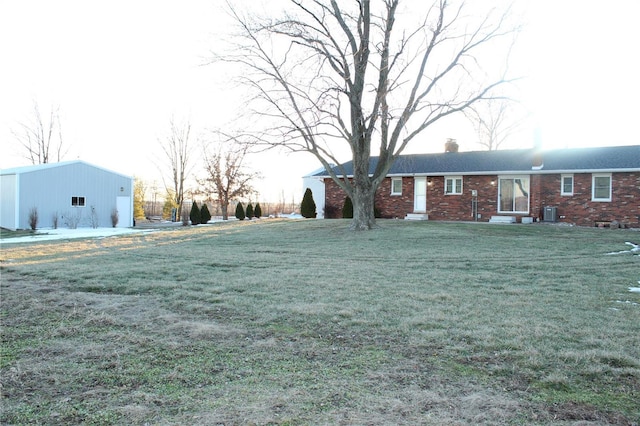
[
  {"xmin": 489, "ymin": 215, "xmax": 516, "ymax": 223},
  {"xmin": 405, "ymin": 213, "xmax": 429, "ymax": 221}
]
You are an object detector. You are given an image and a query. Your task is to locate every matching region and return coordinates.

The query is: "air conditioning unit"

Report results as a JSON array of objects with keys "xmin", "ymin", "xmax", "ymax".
[{"xmin": 543, "ymin": 206, "xmax": 557, "ymax": 222}]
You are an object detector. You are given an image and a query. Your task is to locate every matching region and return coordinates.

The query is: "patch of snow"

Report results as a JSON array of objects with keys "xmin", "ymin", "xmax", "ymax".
[
  {"xmin": 0, "ymin": 227, "xmax": 152, "ymax": 245},
  {"xmin": 629, "ymin": 287, "xmax": 640, "ymax": 293},
  {"xmin": 281, "ymin": 213, "xmax": 304, "ymax": 219},
  {"xmin": 605, "ymin": 241, "xmax": 640, "ymax": 255}
]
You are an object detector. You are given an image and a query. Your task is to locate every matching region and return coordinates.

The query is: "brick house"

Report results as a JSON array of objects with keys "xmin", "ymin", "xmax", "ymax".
[{"xmin": 313, "ymin": 144, "xmax": 640, "ymax": 227}]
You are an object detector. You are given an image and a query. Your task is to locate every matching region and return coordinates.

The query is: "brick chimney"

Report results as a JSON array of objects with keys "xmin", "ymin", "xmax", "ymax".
[{"xmin": 445, "ymin": 138, "xmax": 459, "ymax": 153}]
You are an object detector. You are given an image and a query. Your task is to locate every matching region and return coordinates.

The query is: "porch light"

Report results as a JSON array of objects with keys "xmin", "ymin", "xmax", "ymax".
[{"xmin": 490, "ymin": 180, "xmax": 496, "ymax": 186}]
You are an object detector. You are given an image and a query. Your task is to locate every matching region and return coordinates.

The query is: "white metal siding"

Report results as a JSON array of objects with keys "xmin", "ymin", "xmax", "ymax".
[
  {"xmin": 15, "ymin": 162, "xmax": 133, "ymax": 229},
  {"xmin": 0, "ymin": 174, "xmax": 18, "ymax": 230},
  {"xmin": 302, "ymin": 176, "xmax": 325, "ymax": 218}
]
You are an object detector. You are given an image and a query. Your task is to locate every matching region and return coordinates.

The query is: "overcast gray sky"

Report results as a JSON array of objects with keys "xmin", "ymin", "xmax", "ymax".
[{"xmin": 1, "ymin": 0, "xmax": 638, "ymax": 202}]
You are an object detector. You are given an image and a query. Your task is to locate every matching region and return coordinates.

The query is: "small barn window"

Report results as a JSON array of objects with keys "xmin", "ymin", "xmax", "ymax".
[{"xmin": 71, "ymin": 196, "xmax": 86, "ymax": 207}]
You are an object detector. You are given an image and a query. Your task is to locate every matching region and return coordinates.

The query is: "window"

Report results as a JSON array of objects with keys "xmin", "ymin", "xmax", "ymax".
[
  {"xmin": 498, "ymin": 176, "xmax": 529, "ymax": 213},
  {"xmin": 561, "ymin": 174, "xmax": 574, "ymax": 196},
  {"xmin": 445, "ymin": 176, "xmax": 463, "ymax": 194},
  {"xmin": 391, "ymin": 178, "xmax": 402, "ymax": 195},
  {"xmin": 71, "ymin": 196, "xmax": 86, "ymax": 207},
  {"xmin": 592, "ymin": 174, "xmax": 612, "ymax": 201}
]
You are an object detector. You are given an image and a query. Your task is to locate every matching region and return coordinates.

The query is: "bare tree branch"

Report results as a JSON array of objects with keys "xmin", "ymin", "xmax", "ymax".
[
  {"xmin": 216, "ymin": 0, "xmax": 520, "ymax": 229},
  {"xmin": 198, "ymin": 134, "xmax": 259, "ymax": 220},
  {"xmin": 158, "ymin": 118, "xmax": 194, "ymax": 222},
  {"xmin": 13, "ymin": 102, "xmax": 68, "ymax": 164},
  {"xmin": 465, "ymin": 96, "xmax": 529, "ymax": 150}
]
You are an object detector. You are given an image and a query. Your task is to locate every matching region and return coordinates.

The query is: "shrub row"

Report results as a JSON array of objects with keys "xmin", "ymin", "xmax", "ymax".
[
  {"xmin": 189, "ymin": 201, "xmax": 213, "ymax": 225},
  {"xmin": 235, "ymin": 202, "xmax": 262, "ymax": 221}
]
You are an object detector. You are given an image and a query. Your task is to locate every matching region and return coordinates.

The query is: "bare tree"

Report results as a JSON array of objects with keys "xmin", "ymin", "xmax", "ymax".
[
  {"xmin": 199, "ymin": 139, "xmax": 258, "ymax": 220},
  {"xmin": 465, "ymin": 97, "xmax": 527, "ymax": 151},
  {"xmin": 158, "ymin": 118, "xmax": 193, "ymax": 222},
  {"xmin": 220, "ymin": 0, "xmax": 518, "ymax": 230},
  {"xmin": 13, "ymin": 102, "xmax": 67, "ymax": 164}
]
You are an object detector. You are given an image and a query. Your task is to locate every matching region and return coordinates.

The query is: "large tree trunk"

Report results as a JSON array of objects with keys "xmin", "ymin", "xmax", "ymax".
[
  {"xmin": 221, "ymin": 201, "xmax": 229, "ymax": 221},
  {"xmin": 350, "ymin": 185, "xmax": 376, "ymax": 230},
  {"xmin": 350, "ymin": 152, "xmax": 377, "ymax": 230}
]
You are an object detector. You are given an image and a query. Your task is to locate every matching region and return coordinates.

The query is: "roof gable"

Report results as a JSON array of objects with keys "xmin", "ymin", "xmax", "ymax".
[{"xmin": 0, "ymin": 160, "xmax": 132, "ymax": 179}]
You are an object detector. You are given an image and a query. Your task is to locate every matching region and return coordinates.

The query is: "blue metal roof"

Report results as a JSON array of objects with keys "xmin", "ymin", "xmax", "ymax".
[{"xmin": 314, "ymin": 145, "xmax": 640, "ymax": 177}]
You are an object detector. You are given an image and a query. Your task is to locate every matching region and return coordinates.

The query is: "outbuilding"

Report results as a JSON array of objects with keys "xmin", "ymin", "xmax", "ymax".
[{"xmin": 1, "ymin": 160, "xmax": 133, "ymax": 231}]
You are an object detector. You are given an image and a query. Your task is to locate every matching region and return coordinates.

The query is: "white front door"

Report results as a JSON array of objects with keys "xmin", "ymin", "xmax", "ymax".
[{"xmin": 414, "ymin": 177, "xmax": 427, "ymax": 213}]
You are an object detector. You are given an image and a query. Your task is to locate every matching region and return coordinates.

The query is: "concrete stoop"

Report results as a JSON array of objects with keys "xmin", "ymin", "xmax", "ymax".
[
  {"xmin": 405, "ymin": 213, "xmax": 429, "ymax": 221},
  {"xmin": 489, "ymin": 216, "xmax": 517, "ymax": 223}
]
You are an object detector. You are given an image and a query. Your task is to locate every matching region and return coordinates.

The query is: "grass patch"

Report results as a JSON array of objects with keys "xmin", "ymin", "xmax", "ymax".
[
  {"xmin": 0, "ymin": 228, "xmax": 44, "ymax": 239},
  {"xmin": 1, "ymin": 220, "xmax": 639, "ymax": 424}
]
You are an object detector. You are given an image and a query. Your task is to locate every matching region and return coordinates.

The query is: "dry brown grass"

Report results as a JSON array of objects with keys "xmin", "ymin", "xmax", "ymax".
[{"xmin": 1, "ymin": 219, "xmax": 639, "ymax": 425}]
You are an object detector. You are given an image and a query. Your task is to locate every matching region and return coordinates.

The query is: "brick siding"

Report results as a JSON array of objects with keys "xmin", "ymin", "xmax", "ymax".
[
  {"xmin": 537, "ymin": 172, "xmax": 640, "ymax": 227},
  {"xmin": 323, "ymin": 172, "xmax": 640, "ymax": 226}
]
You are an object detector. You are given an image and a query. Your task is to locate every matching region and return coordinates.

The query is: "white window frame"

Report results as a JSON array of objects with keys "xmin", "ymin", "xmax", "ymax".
[
  {"xmin": 561, "ymin": 174, "xmax": 574, "ymax": 196},
  {"xmin": 498, "ymin": 175, "xmax": 530, "ymax": 214},
  {"xmin": 390, "ymin": 178, "xmax": 402, "ymax": 195},
  {"xmin": 592, "ymin": 173, "xmax": 612, "ymax": 202},
  {"xmin": 445, "ymin": 176, "xmax": 463, "ymax": 195}
]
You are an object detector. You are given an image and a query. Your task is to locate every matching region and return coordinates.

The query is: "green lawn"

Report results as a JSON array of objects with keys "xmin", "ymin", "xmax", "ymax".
[{"xmin": 1, "ymin": 220, "xmax": 638, "ymax": 425}]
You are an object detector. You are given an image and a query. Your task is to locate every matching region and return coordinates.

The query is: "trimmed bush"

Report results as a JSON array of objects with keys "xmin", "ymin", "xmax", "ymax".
[
  {"xmin": 342, "ymin": 196, "xmax": 353, "ymax": 218},
  {"xmin": 200, "ymin": 203, "xmax": 211, "ymax": 224},
  {"xmin": 323, "ymin": 204, "xmax": 339, "ymax": 219},
  {"xmin": 28, "ymin": 207, "xmax": 38, "ymax": 231},
  {"xmin": 301, "ymin": 188, "xmax": 317, "ymax": 218},
  {"xmin": 254, "ymin": 203, "xmax": 262, "ymax": 218},
  {"xmin": 189, "ymin": 201, "xmax": 201, "ymax": 225},
  {"xmin": 246, "ymin": 203, "xmax": 254, "ymax": 219},
  {"xmin": 111, "ymin": 208, "xmax": 119, "ymax": 227},
  {"xmin": 235, "ymin": 203, "xmax": 246, "ymax": 220},
  {"xmin": 374, "ymin": 205, "xmax": 382, "ymax": 218}
]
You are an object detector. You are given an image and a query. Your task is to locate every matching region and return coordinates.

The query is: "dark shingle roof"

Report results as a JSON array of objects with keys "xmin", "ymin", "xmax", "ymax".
[{"xmin": 314, "ymin": 145, "xmax": 640, "ymax": 177}]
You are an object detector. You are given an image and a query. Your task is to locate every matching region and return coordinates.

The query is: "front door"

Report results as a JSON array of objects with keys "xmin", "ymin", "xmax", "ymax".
[{"xmin": 414, "ymin": 177, "xmax": 427, "ymax": 213}]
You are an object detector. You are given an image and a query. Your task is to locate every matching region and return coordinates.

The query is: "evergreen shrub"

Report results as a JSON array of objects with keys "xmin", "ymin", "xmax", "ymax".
[
  {"xmin": 200, "ymin": 203, "xmax": 211, "ymax": 224},
  {"xmin": 189, "ymin": 201, "xmax": 201, "ymax": 225},
  {"xmin": 301, "ymin": 188, "xmax": 317, "ymax": 218},
  {"xmin": 235, "ymin": 203, "xmax": 246, "ymax": 220},
  {"xmin": 342, "ymin": 196, "xmax": 353, "ymax": 218},
  {"xmin": 246, "ymin": 203, "xmax": 254, "ymax": 219},
  {"xmin": 254, "ymin": 203, "xmax": 262, "ymax": 218}
]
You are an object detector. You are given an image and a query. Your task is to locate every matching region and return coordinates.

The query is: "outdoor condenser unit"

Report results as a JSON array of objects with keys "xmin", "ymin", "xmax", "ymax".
[{"xmin": 543, "ymin": 206, "xmax": 557, "ymax": 222}]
